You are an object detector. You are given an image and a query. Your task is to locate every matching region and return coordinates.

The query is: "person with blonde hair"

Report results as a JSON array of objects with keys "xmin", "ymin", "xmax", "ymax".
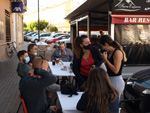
[
  {"xmin": 99, "ymin": 35, "xmax": 127, "ymax": 96},
  {"xmin": 77, "ymin": 68, "xmax": 119, "ymax": 113}
]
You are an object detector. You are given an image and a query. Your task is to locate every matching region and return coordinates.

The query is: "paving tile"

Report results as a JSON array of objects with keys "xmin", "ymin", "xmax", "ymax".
[{"xmin": 0, "ymin": 42, "xmax": 27, "ymax": 113}]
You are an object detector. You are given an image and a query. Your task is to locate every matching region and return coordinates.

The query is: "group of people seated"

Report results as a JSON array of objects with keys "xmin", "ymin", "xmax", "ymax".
[{"xmin": 16, "ymin": 33, "xmax": 127, "ymax": 113}]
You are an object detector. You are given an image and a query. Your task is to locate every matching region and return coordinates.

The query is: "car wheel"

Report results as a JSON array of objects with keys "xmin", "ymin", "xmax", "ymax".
[{"xmin": 34, "ymin": 39, "xmax": 38, "ymax": 43}]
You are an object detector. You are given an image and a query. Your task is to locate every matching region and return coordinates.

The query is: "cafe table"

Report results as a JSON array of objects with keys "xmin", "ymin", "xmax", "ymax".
[
  {"xmin": 48, "ymin": 62, "xmax": 74, "ymax": 77},
  {"xmin": 57, "ymin": 91, "xmax": 83, "ymax": 113}
]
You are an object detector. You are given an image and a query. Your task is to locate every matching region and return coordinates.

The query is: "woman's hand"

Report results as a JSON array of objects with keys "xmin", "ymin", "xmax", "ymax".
[
  {"xmin": 49, "ymin": 105, "xmax": 57, "ymax": 112},
  {"xmin": 102, "ymin": 52, "xmax": 108, "ymax": 61},
  {"xmin": 90, "ymin": 65, "xmax": 96, "ymax": 71}
]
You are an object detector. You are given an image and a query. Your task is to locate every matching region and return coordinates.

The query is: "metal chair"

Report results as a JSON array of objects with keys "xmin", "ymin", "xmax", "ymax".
[
  {"xmin": 16, "ymin": 94, "xmax": 28, "ymax": 113},
  {"xmin": 37, "ymin": 45, "xmax": 47, "ymax": 57}
]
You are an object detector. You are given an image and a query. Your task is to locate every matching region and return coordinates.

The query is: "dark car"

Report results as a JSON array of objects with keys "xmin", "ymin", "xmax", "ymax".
[{"xmin": 123, "ymin": 68, "xmax": 150, "ymax": 113}]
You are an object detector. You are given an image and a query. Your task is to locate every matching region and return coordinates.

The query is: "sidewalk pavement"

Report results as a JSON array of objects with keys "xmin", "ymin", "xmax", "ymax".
[{"xmin": 0, "ymin": 42, "xmax": 28, "ymax": 113}]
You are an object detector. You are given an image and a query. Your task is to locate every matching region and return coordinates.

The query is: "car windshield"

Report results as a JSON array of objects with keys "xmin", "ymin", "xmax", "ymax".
[
  {"xmin": 32, "ymin": 34, "xmax": 38, "ymax": 36},
  {"xmin": 26, "ymin": 32, "xmax": 35, "ymax": 36}
]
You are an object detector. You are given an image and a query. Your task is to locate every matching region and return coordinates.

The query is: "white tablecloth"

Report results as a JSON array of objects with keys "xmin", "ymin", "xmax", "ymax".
[
  {"xmin": 57, "ymin": 91, "xmax": 83, "ymax": 113},
  {"xmin": 48, "ymin": 62, "xmax": 74, "ymax": 76}
]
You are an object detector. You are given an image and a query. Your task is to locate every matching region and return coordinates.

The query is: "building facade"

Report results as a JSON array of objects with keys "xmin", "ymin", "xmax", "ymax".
[{"xmin": 0, "ymin": 0, "xmax": 27, "ymax": 61}]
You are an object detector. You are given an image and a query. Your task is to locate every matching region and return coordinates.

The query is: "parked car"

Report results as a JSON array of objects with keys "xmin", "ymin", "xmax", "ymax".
[
  {"xmin": 44, "ymin": 33, "xmax": 67, "ymax": 42},
  {"xmin": 26, "ymin": 33, "xmax": 38, "ymax": 41},
  {"xmin": 24, "ymin": 32, "xmax": 37, "ymax": 41},
  {"xmin": 46, "ymin": 35, "xmax": 70, "ymax": 44},
  {"xmin": 123, "ymin": 68, "xmax": 150, "ymax": 113},
  {"xmin": 23, "ymin": 31, "xmax": 30, "ymax": 35},
  {"xmin": 79, "ymin": 31, "xmax": 100, "ymax": 38},
  {"xmin": 55, "ymin": 35, "xmax": 70, "ymax": 44},
  {"xmin": 31, "ymin": 33, "xmax": 51, "ymax": 43}
]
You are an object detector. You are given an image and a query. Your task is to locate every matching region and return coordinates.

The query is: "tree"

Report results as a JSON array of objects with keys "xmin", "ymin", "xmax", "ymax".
[
  {"xmin": 23, "ymin": 22, "xmax": 27, "ymax": 28},
  {"xmin": 27, "ymin": 21, "xmax": 37, "ymax": 31},
  {"xmin": 39, "ymin": 20, "xmax": 49, "ymax": 31},
  {"xmin": 23, "ymin": 28, "xmax": 29, "ymax": 31},
  {"xmin": 23, "ymin": 22, "xmax": 29, "ymax": 31},
  {"xmin": 27, "ymin": 20, "xmax": 49, "ymax": 31},
  {"xmin": 50, "ymin": 26, "xmax": 58, "ymax": 32}
]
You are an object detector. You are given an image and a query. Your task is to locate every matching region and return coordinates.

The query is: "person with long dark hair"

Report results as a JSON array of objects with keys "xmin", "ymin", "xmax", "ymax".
[
  {"xmin": 77, "ymin": 68, "xmax": 119, "ymax": 113},
  {"xmin": 73, "ymin": 35, "xmax": 103, "ymax": 90},
  {"xmin": 99, "ymin": 35, "xmax": 127, "ymax": 96}
]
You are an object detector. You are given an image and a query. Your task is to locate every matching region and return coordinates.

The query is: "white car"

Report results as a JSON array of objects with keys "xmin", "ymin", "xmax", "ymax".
[
  {"xmin": 54, "ymin": 36, "xmax": 70, "ymax": 44},
  {"xmin": 44, "ymin": 33, "xmax": 67, "ymax": 42},
  {"xmin": 46, "ymin": 35, "xmax": 70, "ymax": 44},
  {"xmin": 31, "ymin": 33, "xmax": 51, "ymax": 43},
  {"xmin": 26, "ymin": 33, "xmax": 38, "ymax": 41}
]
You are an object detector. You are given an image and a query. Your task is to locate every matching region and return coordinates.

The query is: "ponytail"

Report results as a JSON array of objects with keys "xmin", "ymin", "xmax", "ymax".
[{"xmin": 111, "ymin": 41, "xmax": 127, "ymax": 62}]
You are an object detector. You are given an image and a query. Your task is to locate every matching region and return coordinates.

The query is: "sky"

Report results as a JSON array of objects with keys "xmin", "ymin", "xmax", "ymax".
[{"xmin": 26, "ymin": 0, "xmax": 86, "ymax": 13}]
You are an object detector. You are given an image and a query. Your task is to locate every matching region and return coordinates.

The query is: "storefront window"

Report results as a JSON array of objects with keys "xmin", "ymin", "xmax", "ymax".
[
  {"xmin": 115, "ymin": 24, "xmax": 150, "ymax": 65},
  {"xmin": 5, "ymin": 10, "xmax": 11, "ymax": 42}
]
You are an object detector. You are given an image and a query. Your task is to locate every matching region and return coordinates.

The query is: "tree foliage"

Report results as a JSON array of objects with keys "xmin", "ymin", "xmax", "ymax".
[
  {"xmin": 23, "ymin": 22, "xmax": 27, "ymax": 28},
  {"xmin": 50, "ymin": 26, "xmax": 58, "ymax": 32},
  {"xmin": 39, "ymin": 20, "xmax": 49, "ymax": 30},
  {"xmin": 27, "ymin": 20, "xmax": 49, "ymax": 31}
]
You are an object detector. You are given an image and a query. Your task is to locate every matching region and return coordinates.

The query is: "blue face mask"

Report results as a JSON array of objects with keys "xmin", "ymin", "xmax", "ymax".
[
  {"xmin": 25, "ymin": 56, "xmax": 30, "ymax": 63},
  {"xmin": 34, "ymin": 53, "xmax": 38, "ymax": 56}
]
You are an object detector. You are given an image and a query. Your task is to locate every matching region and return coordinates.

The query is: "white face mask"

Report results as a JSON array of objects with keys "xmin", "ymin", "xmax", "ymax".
[
  {"xmin": 34, "ymin": 53, "xmax": 38, "ymax": 56},
  {"xmin": 25, "ymin": 56, "xmax": 30, "ymax": 63}
]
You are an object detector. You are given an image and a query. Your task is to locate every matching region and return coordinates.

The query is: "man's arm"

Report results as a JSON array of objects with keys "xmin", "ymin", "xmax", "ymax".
[
  {"xmin": 27, "ymin": 68, "xmax": 57, "ymax": 90},
  {"xmin": 68, "ymin": 49, "xmax": 74, "ymax": 61},
  {"xmin": 51, "ymin": 50, "xmax": 57, "ymax": 61},
  {"xmin": 23, "ymin": 64, "xmax": 32, "ymax": 75}
]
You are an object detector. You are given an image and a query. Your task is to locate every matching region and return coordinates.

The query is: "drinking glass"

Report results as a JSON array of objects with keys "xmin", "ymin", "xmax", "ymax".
[
  {"xmin": 52, "ymin": 60, "xmax": 55, "ymax": 66},
  {"xmin": 56, "ymin": 58, "xmax": 59, "ymax": 65}
]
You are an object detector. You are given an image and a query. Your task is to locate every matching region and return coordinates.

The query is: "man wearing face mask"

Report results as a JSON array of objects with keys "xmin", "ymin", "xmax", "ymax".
[
  {"xmin": 73, "ymin": 35, "xmax": 104, "ymax": 91},
  {"xmin": 17, "ymin": 50, "xmax": 32, "ymax": 78},
  {"xmin": 27, "ymin": 44, "xmax": 38, "ymax": 67},
  {"xmin": 19, "ymin": 57, "xmax": 60, "ymax": 113}
]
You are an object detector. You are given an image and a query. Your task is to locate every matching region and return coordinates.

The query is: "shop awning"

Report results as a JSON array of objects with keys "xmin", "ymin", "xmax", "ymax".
[{"xmin": 65, "ymin": 0, "xmax": 110, "ymax": 31}]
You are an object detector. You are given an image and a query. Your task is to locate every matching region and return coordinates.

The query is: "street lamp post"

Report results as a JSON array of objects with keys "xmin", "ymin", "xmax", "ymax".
[{"xmin": 38, "ymin": 0, "xmax": 40, "ymax": 41}]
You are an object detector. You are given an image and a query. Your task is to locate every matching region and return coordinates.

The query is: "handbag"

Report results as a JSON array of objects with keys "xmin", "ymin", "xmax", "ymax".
[{"xmin": 60, "ymin": 80, "xmax": 78, "ymax": 97}]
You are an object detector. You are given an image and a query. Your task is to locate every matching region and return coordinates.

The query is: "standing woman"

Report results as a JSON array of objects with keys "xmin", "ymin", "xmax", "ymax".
[
  {"xmin": 99, "ymin": 35, "xmax": 127, "ymax": 96},
  {"xmin": 73, "ymin": 35, "xmax": 103, "ymax": 90}
]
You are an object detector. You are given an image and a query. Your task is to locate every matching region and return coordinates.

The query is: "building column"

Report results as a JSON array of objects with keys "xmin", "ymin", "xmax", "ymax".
[
  {"xmin": 76, "ymin": 21, "xmax": 79, "ymax": 37},
  {"xmin": 87, "ymin": 13, "xmax": 91, "ymax": 38},
  {"xmin": 13, "ymin": 13, "xmax": 17, "ymax": 47},
  {"xmin": 70, "ymin": 25, "xmax": 76, "ymax": 44},
  {"xmin": 111, "ymin": 24, "xmax": 115, "ymax": 40}
]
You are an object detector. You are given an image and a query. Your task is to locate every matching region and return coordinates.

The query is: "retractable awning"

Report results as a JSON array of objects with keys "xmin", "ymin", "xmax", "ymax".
[{"xmin": 65, "ymin": 0, "xmax": 110, "ymax": 31}]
